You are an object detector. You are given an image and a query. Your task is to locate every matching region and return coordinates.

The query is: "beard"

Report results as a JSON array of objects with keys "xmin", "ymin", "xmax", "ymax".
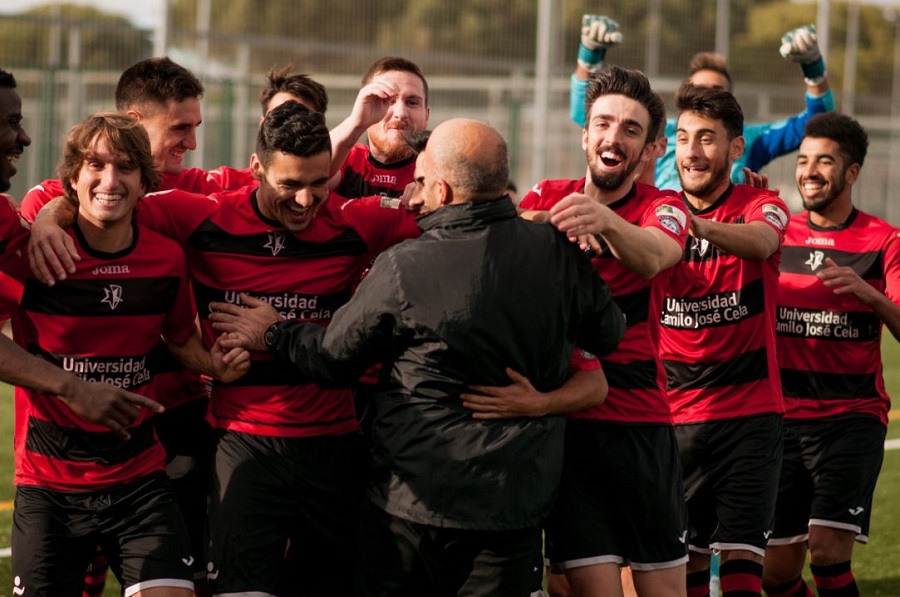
[
  {"xmin": 680, "ymin": 162, "xmax": 730, "ymax": 199},
  {"xmin": 369, "ymin": 131, "xmax": 415, "ymax": 164},
  {"xmin": 587, "ymin": 152, "xmax": 640, "ymax": 191},
  {"xmin": 801, "ymin": 176, "xmax": 846, "ymax": 214}
]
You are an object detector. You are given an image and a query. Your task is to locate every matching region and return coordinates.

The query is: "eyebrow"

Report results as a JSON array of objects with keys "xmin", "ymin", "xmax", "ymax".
[{"xmin": 592, "ymin": 114, "xmax": 645, "ymax": 130}]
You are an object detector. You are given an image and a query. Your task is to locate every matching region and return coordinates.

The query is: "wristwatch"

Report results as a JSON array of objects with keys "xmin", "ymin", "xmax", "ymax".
[{"xmin": 264, "ymin": 321, "xmax": 282, "ymax": 350}]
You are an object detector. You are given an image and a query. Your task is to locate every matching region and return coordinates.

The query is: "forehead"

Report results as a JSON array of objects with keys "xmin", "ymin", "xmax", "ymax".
[
  {"xmin": 689, "ymin": 69, "xmax": 730, "ymax": 91},
  {"xmin": 265, "ymin": 149, "xmax": 330, "ymax": 180},
  {"xmin": 0, "ymin": 87, "xmax": 22, "ymax": 118},
  {"xmin": 373, "ymin": 70, "xmax": 426, "ymax": 99},
  {"xmin": 676, "ymin": 110, "xmax": 727, "ymax": 135},
  {"xmin": 587, "ymin": 94, "xmax": 650, "ymax": 127},
  {"xmin": 799, "ymin": 136, "xmax": 840, "ymax": 157},
  {"xmin": 144, "ymin": 97, "xmax": 202, "ymax": 126}
]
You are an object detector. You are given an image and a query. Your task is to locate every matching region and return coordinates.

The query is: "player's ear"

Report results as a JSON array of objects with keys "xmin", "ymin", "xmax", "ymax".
[{"xmin": 249, "ymin": 154, "xmax": 264, "ymax": 180}]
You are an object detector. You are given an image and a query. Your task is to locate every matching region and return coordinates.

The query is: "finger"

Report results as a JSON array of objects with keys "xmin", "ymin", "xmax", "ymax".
[
  {"xmin": 208, "ymin": 301, "xmax": 244, "ymax": 316},
  {"xmin": 218, "ymin": 334, "xmax": 250, "ymax": 349},
  {"xmin": 124, "ymin": 393, "xmax": 165, "ymax": 414},
  {"xmin": 29, "ymin": 241, "xmax": 67, "ymax": 285},
  {"xmin": 504, "ymin": 368, "xmax": 529, "ymax": 385},
  {"xmin": 239, "ymin": 293, "xmax": 269, "ymax": 308},
  {"xmin": 587, "ymin": 234, "xmax": 602, "ymax": 253}
]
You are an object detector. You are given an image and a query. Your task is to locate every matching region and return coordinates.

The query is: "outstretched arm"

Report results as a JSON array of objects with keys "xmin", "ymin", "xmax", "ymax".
[
  {"xmin": 570, "ymin": 15, "xmax": 622, "ymax": 128},
  {"xmin": 818, "ymin": 257, "xmax": 900, "ymax": 343},
  {"xmin": 0, "ymin": 334, "xmax": 163, "ymax": 439}
]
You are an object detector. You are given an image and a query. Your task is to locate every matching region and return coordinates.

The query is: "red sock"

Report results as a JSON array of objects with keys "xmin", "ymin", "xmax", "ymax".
[
  {"xmin": 763, "ymin": 576, "xmax": 814, "ymax": 597},
  {"xmin": 83, "ymin": 549, "xmax": 109, "ymax": 597},
  {"xmin": 720, "ymin": 559, "xmax": 763, "ymax": 596},
  {"xmin": 687, "ymin": 568, "xmax": 711, "ymax": 597},
  {"xmin": 810, "ymin": 561, "xmax": 859, "ymax": 597}
]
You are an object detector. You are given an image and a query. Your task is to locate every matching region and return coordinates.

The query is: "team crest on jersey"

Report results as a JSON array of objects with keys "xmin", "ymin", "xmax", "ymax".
[
  {"xmin": 805, "ymin": 250, "xmax": 825, "ymax": 271},
  {"xmin": 577, "ymin": 348, "xmax": 596, "ymax": 360},
  {"xmin": 655, "ymin": 204, "xmax": 687, "ymax": 235},
  {"xmin": 102, "ymin": 285, "xmax": 124, "ymax": 310},
  {"xmin": 264, "ymin": 232, "xmax": 286, "ymax": 256},
  {"xmin": 379, "ymin": 197, "xmax": 402, "ymax": 210},
  {"xmin": 761, "ymin": 204, "xmax": 788, "ymax": 231}
]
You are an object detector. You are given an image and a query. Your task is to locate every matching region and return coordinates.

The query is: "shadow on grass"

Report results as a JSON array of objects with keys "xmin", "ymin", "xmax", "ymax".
[{"xmin": 858, "ymin": 577, "xmax": 900, "ymax": 596}]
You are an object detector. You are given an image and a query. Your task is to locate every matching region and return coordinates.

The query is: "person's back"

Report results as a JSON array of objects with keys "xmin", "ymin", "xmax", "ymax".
[{"xmin": 364, "ymin": 197, "xmax": 620, "ymax": 528}]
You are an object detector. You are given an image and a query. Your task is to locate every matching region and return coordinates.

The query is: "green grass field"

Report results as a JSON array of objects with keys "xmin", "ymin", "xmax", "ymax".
[{"xmin": 0, "ymin": 339, "xmax": 896, "ymax": 596}]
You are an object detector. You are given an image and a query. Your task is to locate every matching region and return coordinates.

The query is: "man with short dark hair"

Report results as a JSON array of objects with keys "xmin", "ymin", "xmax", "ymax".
[
  {"xmin": 659, "ymin": 83, "xmax": 790, "ymax": 597},
  {"xmin": 762, "ymin": 112, "xmax": 898, "ymax": 597},
  {"xmin": 209, "ymin": 117, "xmax": 625, "ymax": 597}
]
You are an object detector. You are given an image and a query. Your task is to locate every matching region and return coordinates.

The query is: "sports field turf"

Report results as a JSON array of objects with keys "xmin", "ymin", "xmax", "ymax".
[{"xmin": 0, "ymin": 338, "xmax": 896, "ymax": 596}]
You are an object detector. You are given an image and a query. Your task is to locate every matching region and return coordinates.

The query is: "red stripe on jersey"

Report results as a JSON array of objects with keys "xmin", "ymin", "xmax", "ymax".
[
  {"xmin": 521, "ymin": 179, "xmax": 688, "ymax": 423},
  {"xmin": 659, "ymin": 184, "xmax": 787, "ymax": 423},
  {"xmin": 13, "ymin": 225, "xmax": 194, "ymax": 490},
  {"xmin": 138, "ymin": 187, "xmax": 419, "ymax": 437},
  {"xmin": 335, "ymin": 143, "xmax": 416, "ymax": 200},
  {"xmin": 777, "ymin": 209, "xmax": 899, "ymax": 425}
]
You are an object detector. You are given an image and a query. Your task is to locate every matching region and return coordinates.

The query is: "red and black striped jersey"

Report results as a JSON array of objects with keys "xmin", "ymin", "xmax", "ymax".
[
  {"xmin": 521, "ymin": 179, "xmax": 688, "ymax": 424},
  {"xmin": 0, "ymin": 197, "xmax": 28, "ymax": 317},
  {"xmin": 777, "ymin": 208, "xmax": 899, "ymax": 425},
  {"xmin": 334, "ymin": 143, "xmax": 416, "ymax": 200},
  {"xmin": 12, "ymin": 223, "xmax": 195, "ymax": 491},
  {"xmin": 136, "ymin": 187, "xmax": 420, "ymax": 437},
  {"xmin": 659, "ymin": 184, "xmax": 789, "ymax": 423}
]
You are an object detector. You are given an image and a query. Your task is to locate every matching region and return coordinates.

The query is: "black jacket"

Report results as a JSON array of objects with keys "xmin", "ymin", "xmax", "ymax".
[{"xmin": 270, "ymin": 197, "xmax": 624, "ymax": 529}]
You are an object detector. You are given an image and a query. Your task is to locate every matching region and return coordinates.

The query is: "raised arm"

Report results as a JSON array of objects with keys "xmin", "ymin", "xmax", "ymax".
[
  {"xmin": 328, "ymin": 79, "xmax": 397, "ymax": 187},
  {"xmin": 569, "ymin": 15, "xmax": 622, "ymax": 128}
]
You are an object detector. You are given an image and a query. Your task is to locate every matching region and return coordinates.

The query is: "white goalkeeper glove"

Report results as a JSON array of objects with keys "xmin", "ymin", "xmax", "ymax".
[
  {"xmin": 578, "ymin": 15, "xmax": 623, "ymax": 72},
  {"xmin": 780, "ymin": 25, "xmax": 826, "ymax": 85}
]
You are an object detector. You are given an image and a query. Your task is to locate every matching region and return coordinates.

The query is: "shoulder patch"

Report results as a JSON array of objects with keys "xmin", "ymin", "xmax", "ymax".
[{"xmin": 762, "ymin": 204, "xmax": 788, "ymax": 230}]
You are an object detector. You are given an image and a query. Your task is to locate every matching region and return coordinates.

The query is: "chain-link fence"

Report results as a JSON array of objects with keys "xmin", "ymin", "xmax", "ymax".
[{"xmin": 2, "ymin": 0, "xmax": 899, "ymax": 224}]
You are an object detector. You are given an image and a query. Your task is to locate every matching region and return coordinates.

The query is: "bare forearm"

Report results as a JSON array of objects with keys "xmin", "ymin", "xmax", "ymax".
[
  {"xmin": 0, "ymin": 335, "xmax": 79, "ymax": 396},
  {"xmin": 539, "ymin": 367, "xmax": 608, "ymax": 415}
]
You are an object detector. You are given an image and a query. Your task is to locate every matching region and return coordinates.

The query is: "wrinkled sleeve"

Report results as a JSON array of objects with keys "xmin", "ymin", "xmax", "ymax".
[
  {"xmin": 269, "ymin": 250, "xmax": 403, "ymax": 386},
  {"xmin": 570, "ymin": 74, "xmax": 588, "ymax": 128},
  {"xmin": 744, "ymin": 89, "xmax": 835, "ymax": 174}
]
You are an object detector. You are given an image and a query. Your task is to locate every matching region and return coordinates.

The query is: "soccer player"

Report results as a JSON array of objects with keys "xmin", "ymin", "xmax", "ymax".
[
  {"xmin": 483, "ymin": 66, "xmax": 690, "ymax": 597},
  {"xmin": 28, "ymin": 101, "xmax": 422, "ymax": 596},
  {"xmin": 328, "ymin": 56, "xmax": 430, "ymax": 199},
  {"xmin": 762, "ymin": 112, "xmax": 898, "ymax": 597},
  {"xmin": 20, "ymin": 56, "xmax": 221, "ymax": 224},
  {"xmin": 658, "ymin": 83, "xmax": 790, "ymax": 597},
  {"xmin": 208, "ymin": 117, "xmax": 625, "ymax": 597},
  {"xmin": 206, "ymin": 64, "xmax": 329, "ymax": 191},
  {"xmin": 573, "ymin": 16, "xmax": 834, "ymax": 190},
  {"xmin": 0, "ymin": 69, "xmax": 168, "ymax": 441},
  {"xmin": 20, "ymin": 56, "xmax": 224, "ymax": 596},
  {"xmin": 9, "ymin": 112, "xmax": 248, "ymax": 597}
]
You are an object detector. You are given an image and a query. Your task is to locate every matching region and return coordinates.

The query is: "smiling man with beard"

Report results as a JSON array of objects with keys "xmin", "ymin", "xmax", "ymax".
[
  {"xmin": 763, "ymin": 112, "xmax": 899, "ymax": 597},
  {"xmin": 514, "ymin": 66, "xmax": 691, "ymax": 597},
  {"xmin": 658, "ymin": 83, "xmax": 790, "ymax": 597},
  {"xmin": 328, "ymin": 56, "xmax": 430, "ymax": 200}
]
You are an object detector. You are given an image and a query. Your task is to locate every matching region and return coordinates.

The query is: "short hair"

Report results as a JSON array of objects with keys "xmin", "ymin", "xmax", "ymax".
[
  {"xmin": 584, "ymin": 65, "xmax": 667, "ymax": 143},
  {"xmin": 258, "ymin": 65, "xmax": 328, "ymax": 115},
  {"xmin": 0, "ymin": 69, "xmax": 16, "ymax": 89},
  {"xmin": 58, "ymin": 112, "xmax": 160, "ymax": 203},
  {"xmin": 115, "ymin": 57, "xmax": 204, "ymax": 113},
  {"xmin": 255, "ymin": 101, "xmax": 331, "ymax": 167},
  {"xmin": 362, "ymin": 56, "xmax": 429, "ymax": 106},
  {"xmin": 804, "ymin": 112, "xmax": 868, "ymax": 168},
  {"xmin": 689, "ymin": 52, "xmax": 733, "ymax": 91},
  {"xmin": 675, "ymin": 83, "xmax": 744, "ymax": 140}
]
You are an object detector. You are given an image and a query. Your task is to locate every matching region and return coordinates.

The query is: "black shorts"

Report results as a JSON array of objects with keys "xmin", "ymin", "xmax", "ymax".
[
  {"xmin": 545, "ymin": 420, "xmax": 688, "ymax": 571},
  {"xmin": 207, "ymin": 430, "xmax": 366, "ymax": 596},
  {"xmin": 357, "ymin": 500, "xmax": 544, "ymax": 597},
  {"xmin": 12, "ymin": 472, "xmax": 194, "ymax": 596},
  {"xmin": 769, "ymin": 416, "xmax": 886, "ymax": 545},
  {"xmin": 154, "ymin": 396, "xmax": 213, "ymax": 577},
  {"xmin": 675, "ymin": 413, "xmax": 783, "ymax": 556}
]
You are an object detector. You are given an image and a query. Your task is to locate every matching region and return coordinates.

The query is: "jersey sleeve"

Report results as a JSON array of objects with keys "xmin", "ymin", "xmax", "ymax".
[
  {"xmin": 743, "ymin": 89, "xmax": 836, "ymax": 174},
  {"xmin": 883, "ymin": 227, "xmax": 900, "ymax": 305},
  {"xmin": 137, "ymin": 189, "xmax": 219, "ymax": 243},
  {"xmin": 744, "ymin": 190, "xmax": 790, "ymax": 242},
  {"xmin": 337, "ymin": 195, "xmax": 421, "ymax": 257},
  {"xmin": 18, "ymin": 180, "xmax": 63, "ymax": 224},
  {"xmin": 159, "ymin": 245, "xmax": 198, "ymax": 345},
  {"xmin": 570, "ymin": 74, "xmax": 588, "ymax": 128},
  {"xmin": 568, "ymin": 347, "xmax": 601, "ymax": 372},
  {"xmin": 641, "ymin": 192, "xmax": 690, "ymax": 249}
]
